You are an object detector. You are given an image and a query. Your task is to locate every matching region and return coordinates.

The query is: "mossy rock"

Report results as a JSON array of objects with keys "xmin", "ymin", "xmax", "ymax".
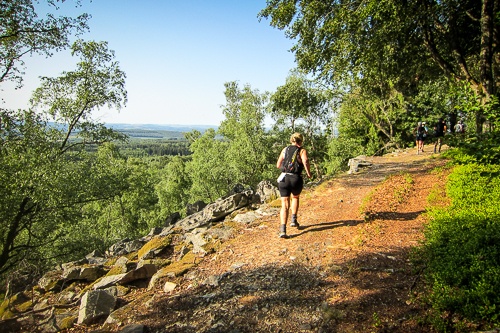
[
  {"xmin": 125, "ymin": 251, "xmax": 138, "ymax": 260},
  {"xmin": 38, "ymin": 270, "xmax": 64, "ymax": 292},
  {"xmin": 138, "ymin": 235, "xmax": 172, "ymax": 260},
  {"xmin": 170, "ymin": 226, "xmax": 184, "ymax": 234},
  {"xmin": 139, "ymin": 259, "xmax": 171, "ymax": 269},
  {"xmin": 16, "ymin": 300, "xmax": 33, "ymax": 312},
  {"xmin": 202, "ymin": 240, "xmax": 223, "ymax": 254},
  {"xmin": 58, "ymin": 315, "xmax": 77, "ymax": 330},
  {"xmin": 104, "ymin": 258, "xmax": 118, "ymax": 266},
  {"xmin": 0, "ymin": 298, "xmax": 10, "ymax": 319}
]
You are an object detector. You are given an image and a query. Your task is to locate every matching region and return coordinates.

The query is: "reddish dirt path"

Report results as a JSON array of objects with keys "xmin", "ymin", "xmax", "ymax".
[{"xmin": 141, "ymin": 145, "xmax": 450, "ymax": 332}]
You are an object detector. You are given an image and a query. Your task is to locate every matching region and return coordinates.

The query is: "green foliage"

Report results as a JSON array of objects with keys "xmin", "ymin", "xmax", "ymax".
[
  {"xmin": 113, "ymin": 139, "xmax": 191, "ymax": 158},
  {"xmin": 0, "ymin": 0, "xmax": 90, "ymax": 88},
  {"xmin": 268, "ymin": 71, "xmax": 332, "ymax": 177},
  {"xmin": 324, "ymin": 136, "xmax": 365, "ymax": 174},
  {"xmin": 445, "ymin": 132, "xmax": 500, "ymax": 165},
  {"xmin": 186, "ymin": 82, "xmax": 274, "ymax": 203},
  {"xmin": 0, "ymin": 38, "xmax": 129, "ymax": 276},
  {"xmin": 418, "ymin": 163, "xmax": 500, "ymax": 325},
  {"xmin": 156, "ymin": 156, "xmax": 191, "ymax": 219}
]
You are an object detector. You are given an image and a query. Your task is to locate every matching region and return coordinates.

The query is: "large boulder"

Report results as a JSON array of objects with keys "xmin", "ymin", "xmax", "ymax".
[
  {"xmin": 106, "ymin": 238, "xmax": 146, "ymax": 257},
  {"xmin": 77, "ymin": 287, "xmax": 117, "ymax": 325},
  {"xmin": 255, "ymin": 180, "xmax": 279, "ymax": 203},
  {"xmin": 62, "ymin": 265, "xmax": 106, "ymax": 281},
  {"xmin": 176, "ymin": 189, "xmax": 254, "ymax": 232},
  {"xmin": 186, "ymin": 200, "xmax": 207, "ymax": 216},
  {"xmin": 347, "ymin": 155, "xmax": 373, "ymax": 174}
]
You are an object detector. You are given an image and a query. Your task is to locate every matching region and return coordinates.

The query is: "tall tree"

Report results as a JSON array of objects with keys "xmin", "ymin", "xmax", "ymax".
[
  {"xmin": 0, "ymin": 0, "xmax": 90, "ymax": 88},
  {"xmin": 269, "ymin": 71, "xmax": 330, "ymax": 176},
  {"xmin": 0, "ymin": 40, "xmax": 127, "ymax": 275},
  {"xmin": 259, "ymin": 0, "xmax": 500, "ymax": 132}
]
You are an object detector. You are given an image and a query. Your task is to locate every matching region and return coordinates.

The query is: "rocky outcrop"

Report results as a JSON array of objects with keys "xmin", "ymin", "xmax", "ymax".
[
  {"xmin": 347, "ymin": 155, "xmax": 373, "ymax": 174},
  {"xmin": 4, "ymin": 182, "xmax": 282, "ymax": 332},
  {"xmin": 186, "ymin": 200, "xmax": 207, "ymax": 216},
  {"xmin": 175, "ymin": 188, "xmax": 256, "ymax": 232}
]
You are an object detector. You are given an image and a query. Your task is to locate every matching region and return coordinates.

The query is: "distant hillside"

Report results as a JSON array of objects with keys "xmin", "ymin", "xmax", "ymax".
[
  {"xmin": 117, "ymin": 129, "xmax": 186, "ymax": 139},
  {"xmin": 105, "ymin": 123, "xmax": 218, "ymax": 132}
]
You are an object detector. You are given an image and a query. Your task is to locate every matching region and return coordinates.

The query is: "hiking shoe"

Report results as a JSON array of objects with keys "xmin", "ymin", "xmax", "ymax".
[
  {"xmin": 279, "ymin": 231, "xmax": 287, "ymax": 238},
  {"xmin": 290, "ymin": 220, "xmax": 300, "ymax": 228}
]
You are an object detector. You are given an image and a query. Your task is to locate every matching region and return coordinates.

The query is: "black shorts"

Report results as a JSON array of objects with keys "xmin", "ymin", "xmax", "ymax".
[
  {"xmin": 416, "ymin": 135, "xmax": 424, "ymax": 141},
  {"xmin": 278, "ymin": 174, "xmax": 303, "ymax": 197}
]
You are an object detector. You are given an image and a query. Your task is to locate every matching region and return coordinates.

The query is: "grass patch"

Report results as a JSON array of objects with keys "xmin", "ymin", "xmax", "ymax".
[{"xmin": 415, "ymin": 163, "xmax": 500, "ymax": 330}]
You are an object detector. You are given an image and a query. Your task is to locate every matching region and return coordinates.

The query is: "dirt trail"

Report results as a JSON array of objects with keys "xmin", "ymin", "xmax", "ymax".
[{"xmin": 127, "ymin": 144, "xmax": 448, "ymax": 333}]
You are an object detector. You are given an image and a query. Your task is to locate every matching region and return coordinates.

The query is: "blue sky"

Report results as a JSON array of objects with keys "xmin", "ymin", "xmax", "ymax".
[{"xmin": 2, "ymin": 0, "xmax": 297, "ymax": 126}]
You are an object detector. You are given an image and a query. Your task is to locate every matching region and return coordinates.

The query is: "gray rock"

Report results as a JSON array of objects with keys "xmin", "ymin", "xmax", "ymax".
[
  {"xmin": 163, "ymin": 282, "xmax": 177, "ymax": 292},
  {"xmin": 164, "ymin": 212, "xmax": 181, "ymax": 227},
  {"xmin": 119, "ymin": 264, "xmax": 157, "ymax": 284},
  {"xmin": 61, "ymin": 258, "xmax": 88, "ymax": 271},
  {"xmin": 62, "ymin": 267, "xmax": 81, "ymax": 280},
  {"xmin": 347, "ymin": 156, "xmax": 373, "ymax": 174},
  {"xmin": 107, "ymin": 238, "xmax": 146, "ymax": 257},
  {"xmin": 184, "ymin": 233, "xmax": 207, "ymax": 254},
  {"xmin": 86, "ymin": 250, "xmax": 107, "ymax": 265},
  {"xmin": 207, "ymin": 225, "xmax": 235, "ymax": 240},
  {"xmin": 38, "ymin": 271, "xmax": 64, "ymax": 292},
  {"xmin": 147, "ymin": 227, "xmax": 164, "ymax": 236},
  {"xmin": 255, "ymin": 180, "xmax": 279, "ymax": 203},
  {"xmin": 178, "ymin": 189, "xmax": 254, "ymax": 231},
  {"xmin": 77, "ymin": 287, "xmax": 117, "ymax": 325},
  {"xmin": 86, "ymin": 250, "xmax": 103, "ymax": 259},
  {"xmin": 62, "ymin": 266, "xmax": 106, "ymax": 282},
  {"xmin": 93, "ymin": 274, "xmax": 127, "ymax": 290},
  {"xmin": 186, "ymin": 200, "xmax": 207, "ymax": 216},
  {"xmin": 202, "ymin": 275, "xmax": 220, "ymax": 286},
  {"xmin": 114, "ymin": 256, "xmax": 130, "ymax": 266}
]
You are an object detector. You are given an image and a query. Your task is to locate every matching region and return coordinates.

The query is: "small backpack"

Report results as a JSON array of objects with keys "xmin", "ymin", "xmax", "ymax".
[
  {"xmin": 417, "ymin": 126, "xmax": 426, "ymax": 135},
  {"xmin": 280, "ymin": 145, "xmax": 302, "ymax": 174}
]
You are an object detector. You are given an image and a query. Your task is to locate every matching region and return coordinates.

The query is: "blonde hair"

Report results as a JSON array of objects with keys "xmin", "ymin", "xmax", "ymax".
[{"xmin": 290, "ymin": 133, "xmax": 303, "ymax": 145}]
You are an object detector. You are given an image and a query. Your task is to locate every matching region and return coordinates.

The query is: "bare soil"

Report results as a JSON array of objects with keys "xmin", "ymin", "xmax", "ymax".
[{"xmin": 73, "ymin": 145, "xmax": 450, "ymax": 333}]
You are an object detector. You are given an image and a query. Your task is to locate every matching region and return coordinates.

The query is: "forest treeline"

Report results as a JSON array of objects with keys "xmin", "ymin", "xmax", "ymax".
[{"xmin": 1, "ymin": 0, "xmax": 500, "ymax": 330}]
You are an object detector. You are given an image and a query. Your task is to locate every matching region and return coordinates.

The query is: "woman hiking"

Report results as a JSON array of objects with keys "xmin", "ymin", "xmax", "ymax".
[
  {"xmin": 276, "ymin": 133, "xmax": 312, "ymax": 238},
  {"xmin": 413, "ymin": 122, "xmax": 427, "ymax": 154}
]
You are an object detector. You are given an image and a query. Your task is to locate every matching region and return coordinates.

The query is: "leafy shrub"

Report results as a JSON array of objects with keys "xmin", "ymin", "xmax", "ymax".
[
  {"xmin": 446, "ymin": 131, "xmax": 500, "ymax": 165},
  {"xmin": 419, "ymin": 163, "xmax": 500, "ymax": 325},
  {"xmin": 325, "ymin": 136, "xmax": 365, "ymax": 174}
]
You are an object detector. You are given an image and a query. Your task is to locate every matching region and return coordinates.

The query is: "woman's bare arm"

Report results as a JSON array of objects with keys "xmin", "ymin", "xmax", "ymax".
[{"xmin": 300, "ymin": 149, "xmax": 312, "ymax": 178}]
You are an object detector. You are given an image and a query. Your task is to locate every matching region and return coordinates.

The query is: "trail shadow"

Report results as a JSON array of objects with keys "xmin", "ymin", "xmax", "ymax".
[
  {"xmin": 287, "ymin": 219, "xmax": 364, "ymax": 239},
  {"xmin": 367, "ymin": 211, "xmax": 426, "ymax": 222},
  {"xmin": 143, "ymin": 248, "xmax": 430, "ymax": 333}
]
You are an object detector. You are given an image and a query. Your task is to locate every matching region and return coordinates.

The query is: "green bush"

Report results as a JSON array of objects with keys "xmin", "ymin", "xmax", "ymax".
[
  {"xmin": 445, "ymin": 131, "xmax": 500, "ymax": 165},
  {"xmin": 325, "ymin": 136, "xmax": 365, "ymax": 174},
  {"xmin": 419, "ymin": 163, "xmax": 500, "ymax": 325}
]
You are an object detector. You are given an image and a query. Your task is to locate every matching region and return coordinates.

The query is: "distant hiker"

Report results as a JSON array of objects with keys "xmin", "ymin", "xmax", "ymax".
[
  {"xmin": 434, "ymin": 118, "xmax": 447, "ymax": 153},
  {"xmin": 422, "ymin": 122, "xmax": 429, "ymax": 138},
  {"xmin": 276, "ymin": 133, "xmax": 312, "ymax": 238},
  {"xmin": 413, "ymin": 122, "xmax": 427, "ymax": 154}
]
